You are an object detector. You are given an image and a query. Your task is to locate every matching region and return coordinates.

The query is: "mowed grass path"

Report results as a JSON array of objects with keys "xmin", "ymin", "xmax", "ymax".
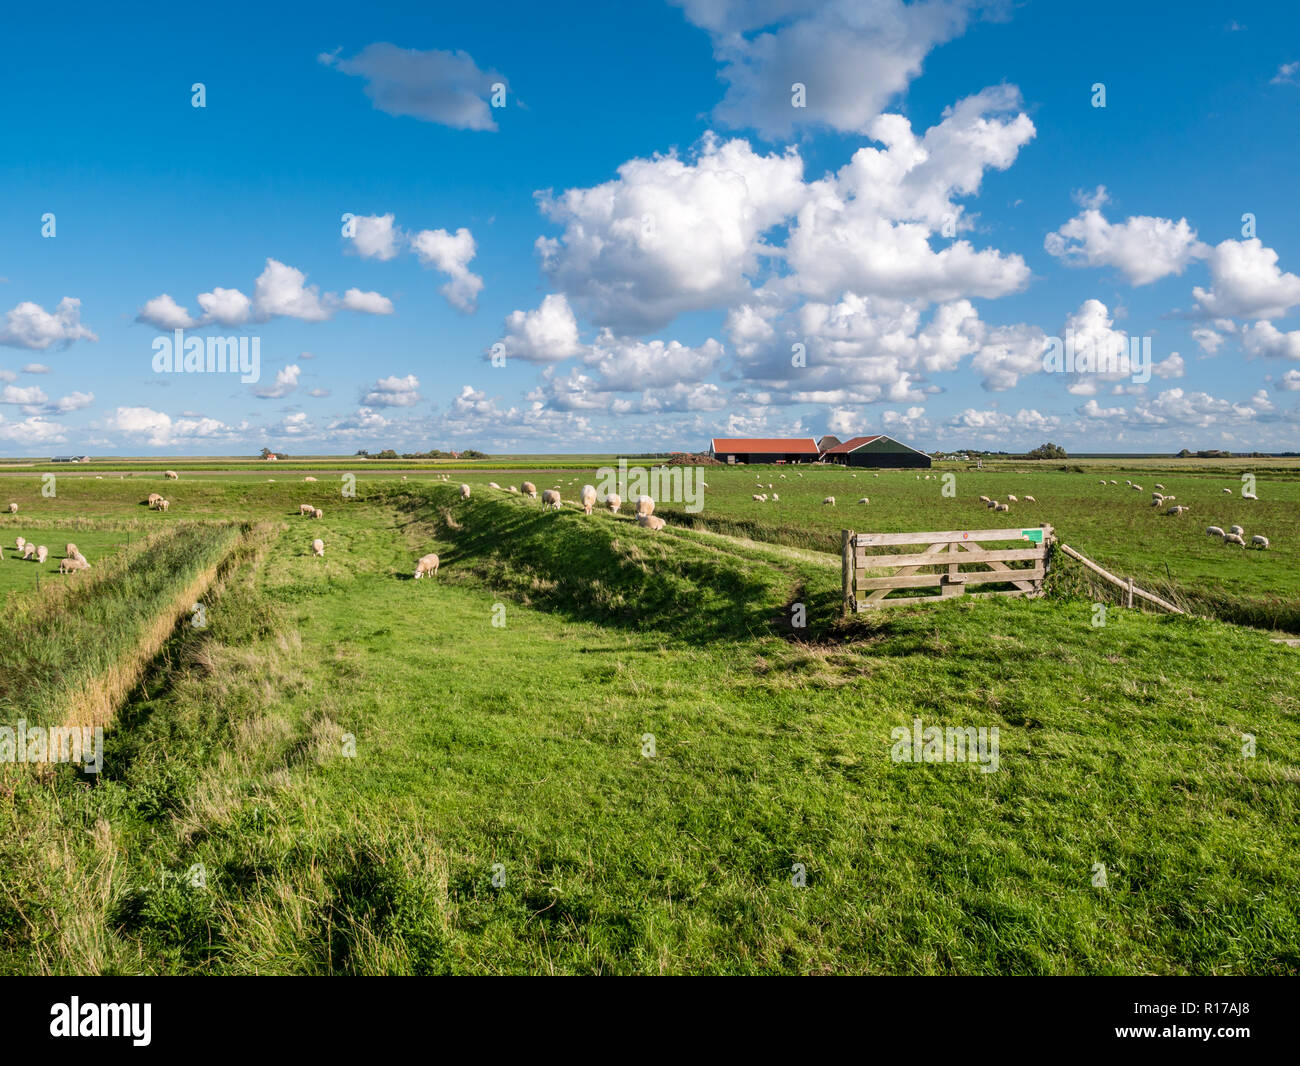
[{"xmin": 5, "ymin": 483, "xmax": 1296, "ymax": 974}]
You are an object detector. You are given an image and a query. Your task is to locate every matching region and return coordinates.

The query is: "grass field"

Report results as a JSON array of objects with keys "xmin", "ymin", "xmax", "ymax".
[{"xmin": 1, "ymin": 462, "xmax": 1297, "ymax": 974}]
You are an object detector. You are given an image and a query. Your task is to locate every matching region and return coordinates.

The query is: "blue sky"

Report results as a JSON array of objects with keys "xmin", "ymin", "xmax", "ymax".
[{"xmin": 2, "ymin": 0, "xmax": 1299, "ymax": 455}]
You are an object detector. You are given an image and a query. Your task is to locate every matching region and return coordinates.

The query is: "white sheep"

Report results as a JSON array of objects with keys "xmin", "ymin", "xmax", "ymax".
[
  {"xmin": 16, "ymin": 537, "xmax": 25, "ymax": 552},
  {"xmin": 994, "ymin": 502, "xmax": 1010, "ymax": 513},
  {"xmin": 304, "ymin": 476, "xmax": 317, "ymax": 482},
  {"xmin": 522, "ymin": 481, "xmax": 538, "ymax": 498},
  {"xmin": 752, "ymin": 494, "xmax": 764, "ymax": 501},
  {"xmin": 158, "ymin": 499, "xmax": 170, "ymax": 512},
  {"xmin": 1154, "ymin": 483, "xmax": 1164, "ymax": 491},
  {"xmin": 635, "ymin": 495, "xmax": 655, "ymax": 517},
  {"xmin": 460, "ymin": 483, "xmax": 471, "ymax": 500},
  {"xmin": 857, "ymin": 497, "xmax": 870, "ymax": 504},
  {"xmin": 22, "ymin": 543, "xmax": 35, "ymax": 559},
  {"xmin": 509, "ymin": 485, "xmax": 519, "ymax": 493},
  {"xmin": 1099, "ymin": 480, "xmax": 1107, "ymax": 485},
  {"xmin": 542, "ymin": 488, "xmax": 562, "ymax": 510},
  {"xmin": 580, "ymin": 485, "xmax": 597, "ymax": 514},
  {"xmin": 1024, "ymin": 495, "xmax": 1036, "ymax": 503},
  {"xmin": 606, "ymin": 492, "xmax": 622, "ymax": 514},
  {"xmin": 147, "ymin": 493, "xmax": 162, "ymax": 507},
  {"xmin": 978, "ymin": 495, "xmax": 990, "ymax": 503},
  {"xmin": 489, "ymin": 482, "xmax": 500, "ymax": 490},
  {"xmin": 771, "ymin": 493, "xmax": 779, "ymax": 501},
  {"xmin": 823, "ymin": 496, "xmax": 836, "ymax": 506},
  {"xmin": 6, "ymin": 503, "xmax": 14, "ymax": 514},
  {"xmin": 1242, "ymin": 491, "xmax": 1258, "ymax": 501},
  {"xmin": 637, "ymin": 514, "xmax": 666, "ymax": 532},
  {"xmin": 65, "ymin": 542, "xmax": 79, "ymax": 559},
  {"xmin": 1164, "ymin": 496, "xmax": 1176, "ymax": 502},
  {"xmin": 1125, "ymin": 480, "xmax": 1132, "ymax": 486},
  {"xmin": 299, "ymin": 503, "xmax": 315, "ymax": 516},
  {"xmin": 312, "ymin": 538, "xmax": 325, "ymax": 557},
  {"xmin": 1222, "ymin": 488, "xmax": 1232, "ymax": 495},
  {"xmin": 413, "ymin": 553, "xmax": 440, "ymax": 579},
  {"xmin": 1110, "ymin": 480, "xmax": 1118, "ymax": 485},
  {"xmin": 59, "ymin": 556, "xmax": 90, "ymax": 573},
  {"xmin": 1206, "ymin": 526, "xmax": 1225, "ymax": 538},
  {"xmin": 1251, "ymin": 535, "xmax": 1269, "ymax": 549},
  {"xmin": 1007, "ymin": 494, "xmax": 1019, "ymax": 503},
  {"xmin": 1166, "ymin": 505, "xmax": 1188, "ymax": 516},
  {"xmin": 1150, "ymin": 497, "xmax": 1164, "ymax": 508},
  {"xmin": 1132, "ymin": 484, "xmax": 1143, "ymax": 492},
  {"xmin": 312, "ymin": 507, "xmax": 322, "ymax": 519},
  {"xmin": 1229, "ymin": 524, "xmax": 1244, "ymax": 535},
  {"xmin": 36, "ymin": 545, "xmax": 48, "ymax": 563},
  {"xmin": 986, "ymin": 499, "xmax": 998, "ymax": 509},
  {"xmin": 1223, "ymin": 533, "xmax": 1246, "ymax": 547},
  {"xmin": 165, "ymin": 470, "xmax": 178, "ymax": 480}
]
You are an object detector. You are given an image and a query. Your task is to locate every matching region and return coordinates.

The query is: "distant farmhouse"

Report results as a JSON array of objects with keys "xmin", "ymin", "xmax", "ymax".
[
  {"xmin": 710, "ymin": 434, "xmax": 931, "ymax": 468},
  {"xmin": 51, "ymin": 455, "xmax": 91, "ymax": 463}
]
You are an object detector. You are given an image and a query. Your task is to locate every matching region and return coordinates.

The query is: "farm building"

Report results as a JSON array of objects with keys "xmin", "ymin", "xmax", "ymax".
[
  {"xmin": 816, "ymin": 434, "xmax": 842, "ymax": 453},
  {"xmin": 51, "ymin": 455, "xmax": 91, "ymax": 463},
  {"xmin": 820, "ymin": 435, "xmax": 932, "ymax": 469},
  {"xmin": 710, "ymin": 437, "xmax": 820, "ymax": 464}
]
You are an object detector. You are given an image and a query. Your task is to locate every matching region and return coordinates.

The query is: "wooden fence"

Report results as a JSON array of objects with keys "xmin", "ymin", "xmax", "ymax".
[{"xmin": 842, "ymin": 525, "xmax": 1055, "ymax": 613}]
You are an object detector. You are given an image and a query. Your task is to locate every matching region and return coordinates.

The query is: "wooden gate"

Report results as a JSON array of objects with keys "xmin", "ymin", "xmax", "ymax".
[{"xmin": 842, "ymin": 525, "xmax": 1054, "ymax": 613}]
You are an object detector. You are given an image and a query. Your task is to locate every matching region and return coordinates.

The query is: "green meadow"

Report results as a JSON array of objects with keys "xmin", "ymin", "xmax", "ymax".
[{"xmin": 0, "ymin": 461, "xmax": 1297, "ymax": 974}]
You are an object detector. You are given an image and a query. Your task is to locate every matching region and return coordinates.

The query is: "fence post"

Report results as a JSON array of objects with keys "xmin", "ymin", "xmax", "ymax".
[
  {"xmin": 1127, "ymin": 576, "xmax": 1134, "ymax": 609},
  {"xmin": 841, "ymin": 529, "xmax": 854, "ymax": 617}
]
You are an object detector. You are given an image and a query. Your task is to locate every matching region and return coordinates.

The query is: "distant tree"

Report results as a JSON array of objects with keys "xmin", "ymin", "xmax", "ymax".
[
  {"xmin": 1026, "ymin": 442, "xmax": 1068, "ymax": 460},
  {"xmin": 376, "ymin": 449, "xmax": 398, "ymax": 460},
  {"xmin": 461, "ymin": 449, "xmax": 489, "ymax": 460}
]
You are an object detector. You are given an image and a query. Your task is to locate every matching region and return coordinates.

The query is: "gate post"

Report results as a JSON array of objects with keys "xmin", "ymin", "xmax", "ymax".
[{"xmin": 842, "ymin": 529, "xmax": 854, "ymax": 617}]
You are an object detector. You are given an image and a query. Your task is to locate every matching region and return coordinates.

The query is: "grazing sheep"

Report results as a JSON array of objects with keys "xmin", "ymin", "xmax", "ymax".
[
  {"xmin": 635, "ymin": 495, "xmax": 655, "ymax": 517},
  {"xmin": 489, "ymin": 482, "xmax": 500, "ymax": 490},
  {"xmin": 1132, "ymin": 484, "xmax": 1142, "ymax": 492},
  {"xmin": 606, "ymin": 492, "xmax": 622, "ymax": 513},
  {"xmin": 978, "ymin": 495, "xmax": 990, "ymax": 503},
  {"xmin": 1222, "ymin": 488, "xmax": 1232, "ymax": 495},
  {"xmin": 823, "ymin": 496, "xmax": 836, "ymax": 506},
  {"xmin": 312, "ymin": 508, "xmax": 322, "ymax": 519},
  {"xmin": 771, "ymin": 493, "xmax": 779, "ymax": 501},
  {"xmin": 413, "ymin": 553, "xmax": 440, "ymax": 579},
  {"xmin": 986, "ymin": 499, "xmax": 998, "ymax": 509},
  {"xmin": 1223, "ymin": 533, "xmax": 1246, "ymax": 547},
  {"xmin": 1007, "ymin": 494, "xmax": 1019, "ymax": 503},
  {"xmin": 1099, "ymin": 480, "xmax": 1107, "ymax": 485},
  {"xmin": 857, "ymin": 497, "xmax": 870, "ymax": 504},
  {"xmin": 21, "ymin": 543, "xmax": 35, "ymax": 560},
  {"xmin": 7, "ymin": 503, "xmax": 16, "ymax": 513},
  {"xmin": 1163, "ymin": 496, "xmax": 1176, "ymax": 502},
  {"xmin": 580, "ymin": 485, "xmax": 597, "ymax": 514},
  {"xmin": 1242, "ymin": 491, "xmax": 1258, "ymax": 501},
  {"xmin": 1024, "ymin": 495, "xmax": 1036, "ymax": 503},
  {"xmin": 1125, "ymin": 480, "xmax": 1132, "ymax": 486},
  {"xmin": 312, "ymin": 538, "xmax": 325, "ymax": 557},
  {"xmin": 299, "ymin": 503, "xmax": 315, "ymax": 515},
  {"xmin": 752, "ymin": 493, "xmax": 764, "ymax": 501},
  {"xmin": 509, "ymin": 485, "xmax": 519, "ymax": 493},
  {"xmin": 994, "ymin": 503, "xmax": 1010, "ymax": 513},
  {"xmin": 637, "ymin": 514, "xmax": 666, "ymax": 532},
  {"xmin": 65, "ymin": 543, "xmax": 79, "ymax": 559},
  {"xmin": 304, "ymin": 476, "xmax": 317, "ymax": 482},
  {"xmin": 147, "ymin": 493, "xmax": 162, "ymax": 507},
  {"xmin": 1206, "ymin": 526, "xmax": 1225, "ymax": 538},
  {"xmin": 59, "ymin": 556, "xmax": 90, "ymax": 573},
  {"xmin": 159, "ymin": 499, "xmax": 170, "ymax": 512},
  {"xmin": 1154, "ymin": 483, "xmax": 1164, "ymax": 491},
  {"xmin": 1166, "ymin": 505, "xmax": 1188, "ymax": 516},
  {"xmin": 1251, "ymin": 535, "xmax": 1270, "ymax": 549},
  {"xmin": 36, "ymin": 545, "xmax": 48, "ymax": 563},
  {"xmin": 460, "ymin": 483, "xmax": 471, "ymax": 500},
  {"xmin": 165, "ymin": 470, "xmax": 178, "ymax": 480},
  {"xmin": 1229, "ymin": 524, "xmax": 1244, "ymax": 536},
  {"xmin": 1150, "ymin": 497, "xmax": 1164, "ymax": 508},
  {"xmin": 16, "ymin": 537, "xmax": 25, "ymax": 552},
  {"xmin": 1110, "ymin": 480, "xmax": 1118, "ymax": 485},
  {"xmin": 522, "ymin": 481, "xmax": 538, "ymax": 498},
  {"xmin": 542, "ymin": 488, "xmax": 562, "ymax": 510}
]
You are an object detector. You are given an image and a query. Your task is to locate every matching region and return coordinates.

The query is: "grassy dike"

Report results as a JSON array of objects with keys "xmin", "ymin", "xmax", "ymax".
[{"xmin": 1, "ymin": 485, "xmax": 1297, "ymax": 974}]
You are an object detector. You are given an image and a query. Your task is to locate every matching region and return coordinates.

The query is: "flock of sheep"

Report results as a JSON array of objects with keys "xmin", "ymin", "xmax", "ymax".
[
  {"xmin": 1, "ymin": 536, "xmax": 90, "ymax": 572},
  {"xmin": 1103, "ymin": 478, "xmax": 1271, "ymax": 549}
]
